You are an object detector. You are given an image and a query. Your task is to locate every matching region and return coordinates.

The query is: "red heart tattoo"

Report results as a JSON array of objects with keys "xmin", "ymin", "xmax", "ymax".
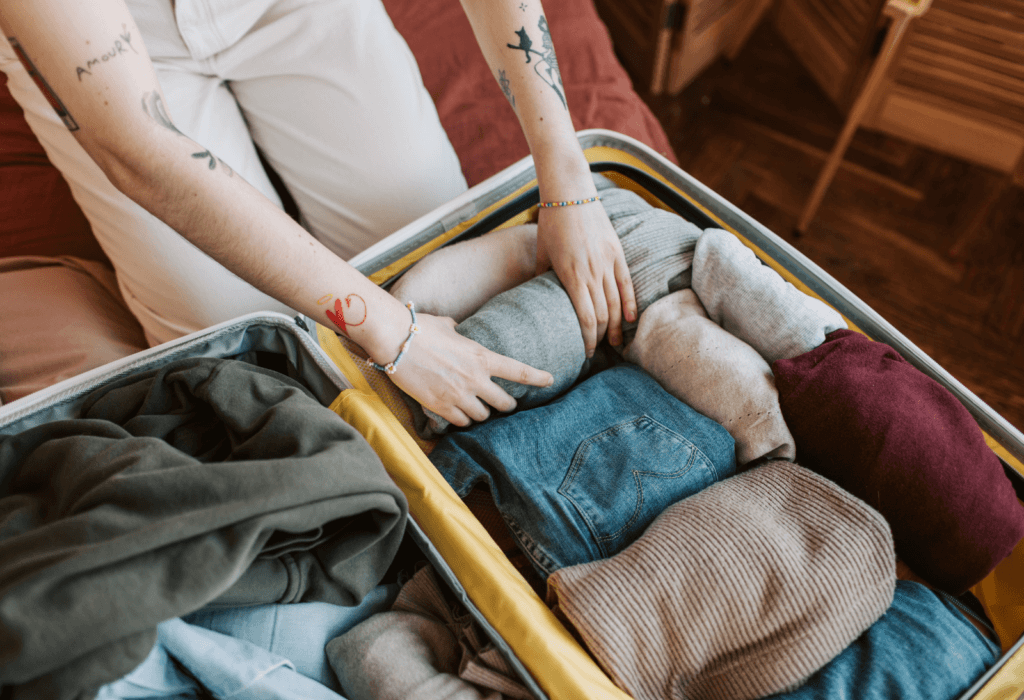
[{"xmin": 325, "ymin": 294, "xmax": 367, "ymax": 334}]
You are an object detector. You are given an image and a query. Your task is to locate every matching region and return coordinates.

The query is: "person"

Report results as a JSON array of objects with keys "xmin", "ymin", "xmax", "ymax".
[{"xmin": 0, "ymin": 0, "xmax": 637, "ymax": 429}]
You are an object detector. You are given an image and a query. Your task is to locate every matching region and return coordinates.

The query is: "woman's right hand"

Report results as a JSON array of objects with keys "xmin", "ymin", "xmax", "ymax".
[{"xmin": 388, "ymin": 312, "xmax": 553, "ymax": 427}]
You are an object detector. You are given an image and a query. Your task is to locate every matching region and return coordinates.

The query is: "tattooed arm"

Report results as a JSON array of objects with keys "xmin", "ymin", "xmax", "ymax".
[
  {"xmin": 458, "ymin": 0, "xmax": 638, "ymax": 354},
  {"xmin": 0, "ymin": 0, "xmax": 552, "ymax": 426}
]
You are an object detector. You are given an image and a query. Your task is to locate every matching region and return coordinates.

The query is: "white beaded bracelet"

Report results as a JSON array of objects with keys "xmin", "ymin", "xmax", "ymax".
[{"xmin": 369, "ymin": 302, "xmax": 419, "ymax": 375}]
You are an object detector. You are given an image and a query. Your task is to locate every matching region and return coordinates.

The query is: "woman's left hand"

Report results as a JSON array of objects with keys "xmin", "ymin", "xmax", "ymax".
[{"xmin": 536, "ymin": 201, "xmax": 637, "ymax": 356}]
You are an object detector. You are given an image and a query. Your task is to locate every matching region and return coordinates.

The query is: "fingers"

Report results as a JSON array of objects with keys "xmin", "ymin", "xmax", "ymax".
[
  {"xmin": 564, "ymin": 278, "xmax": 598, "ymax": 358},
  {"xmin": 479, "ymin": 379, "xmax": 518, "ymax": 414},
  {"xmin": 615, "ymin": 253, "xmax": 638, "ymax": 325},
  {"xmin": 604, "ymin": 270, "xmax": 623, "ymax": 347},
  {"xmin": 443, "ymin": 405, "xmax": 472, "ymax": 428},
  {"xmin": 590, "ymin": 279, "xmax": 610, "ymax": 353},
  {"xmin": 461, "ymin": 397, "xmax": 492, "ymax": 423},
  {"xmin": 488, "ymin": 350, "xmax": 555, "ymax": 388}
]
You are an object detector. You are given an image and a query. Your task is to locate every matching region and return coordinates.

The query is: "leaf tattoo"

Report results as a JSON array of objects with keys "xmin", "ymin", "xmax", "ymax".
[
  {"xmin": 142, "ymin": 92, "xmax": 231, "ymax": 175},
  {"xmin": 141, "ymin": 91, "xmax": 183, "ymax": 135},
  {"xmin": 498, "ymin": 69, "xmax": 516, "ymax": 109},
  {"xmin": 192, "ymin": 150, "xmax": 216, "ymax": 169}
]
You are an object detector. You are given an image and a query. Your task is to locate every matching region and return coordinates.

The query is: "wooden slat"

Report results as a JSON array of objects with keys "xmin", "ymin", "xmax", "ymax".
[
  {"xmin": 931, "ymin": 0, "xmax": 1024, "ymax": 34},
  {"xmin": 909, "ymin": 34, "xmax": 1024, "ymax": 83},
  {"xmin": 901, "ymin": 46, "xmax": 1024, "ymax": 100},
  {"xmin": 871, "ymin": 86, "xmax": 1024, "ymax": 172},
  {"xmin": 921, "ymin": 7, "xmax": 1024, "ymax": 52},
  {"xmin": 899, "ymin": 68, "xmax": 1024, "ymax": 126}
]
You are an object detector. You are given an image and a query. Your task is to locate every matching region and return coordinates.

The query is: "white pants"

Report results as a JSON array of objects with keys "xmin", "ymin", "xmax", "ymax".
[{"xmin": 0, "ymin": 0, "xmax": 467, "ymax": 345}]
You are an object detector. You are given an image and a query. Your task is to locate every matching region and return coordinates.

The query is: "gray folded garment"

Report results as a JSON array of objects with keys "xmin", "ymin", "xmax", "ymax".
[
  {"xmin": 624, "ymin": 289, "xmax": 795, "ymax": 466},
  {"xmin": 691, "ymin": 228, "xmax": 847, "ymax": 365},
  {"xmin": 327, "ymin": 565, "xmax": 531, "ymax": 700},
  {"xmin": 410, "ymin": 175, "xmax": 702, "ymax": 437},
  {"xmin": 327, "ymin": 612, "xmax": 498, "ymax": 700},
  {"xmin": 546, "ymin": 460, "xmax": 896, "ymax": 700}
]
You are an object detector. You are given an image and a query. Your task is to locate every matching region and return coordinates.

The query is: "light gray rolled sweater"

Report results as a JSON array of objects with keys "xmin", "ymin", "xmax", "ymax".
[
  {"xmin": 691, "ymin": 229, "xmax": 847, "ymax": 365},
  {"xmin": 410, "ymin": 175, "xmax": 702, "ymax": 437},
  {"xmin": 546, "ymin": 460, "xmax": 896, "ymax": 700}
]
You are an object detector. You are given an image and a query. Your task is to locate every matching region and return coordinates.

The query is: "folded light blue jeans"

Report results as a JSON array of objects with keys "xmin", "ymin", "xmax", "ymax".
[
  {"xmin": 429, "ymin": 364, "xmax": 737, "ymax": 577},
  {"xmin": 766, "ymin": 580, "xmax": 1001, "ymax": 700}
]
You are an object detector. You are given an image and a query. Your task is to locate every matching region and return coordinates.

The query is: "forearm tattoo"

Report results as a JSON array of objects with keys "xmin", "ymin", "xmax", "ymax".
[
  {"xmin": 76, "ymin": 25, "xmax": 138, "ymax": 81},
  {"xmin": 8, "ymin": 37, "xmax": 79, "ymax": 131},
  {"xmin": 506, "ymin": 15, "xmax": 566, "ymax": 109},
  {"xmin": 321, "ymin": 294, "xmax": 367, "ymax": 336},
  {"xmin": 141, "ymin": 91, "xmax": 183, "ymax": 135},
  {"xmin": 141, "ymin": 91, "xmax": 233, "ymax": 176},
  {"xmin": 498, "ymin": 69, "xmax": 515, "ymax": 109}
]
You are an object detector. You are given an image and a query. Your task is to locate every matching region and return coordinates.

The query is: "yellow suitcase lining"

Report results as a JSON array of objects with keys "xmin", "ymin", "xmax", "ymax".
[{"xmin": 319, "ymin": 141, "xmax": 1024, "ymax": 700}]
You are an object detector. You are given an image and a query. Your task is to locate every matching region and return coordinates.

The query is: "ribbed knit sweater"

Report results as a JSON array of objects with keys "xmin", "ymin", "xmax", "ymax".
[{"xmin": 546, "ymin": 460, "xmax": 896, "ymax": 700}]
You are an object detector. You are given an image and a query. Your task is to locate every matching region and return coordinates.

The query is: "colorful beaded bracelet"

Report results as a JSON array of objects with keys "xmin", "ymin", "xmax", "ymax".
[
  {"xmin": 370, "ymin": 301, "xmax": 420, "ymax": 375},
  {"xmin": 538, "ymin": 195, "xmax": 602, "ymax": 208}
]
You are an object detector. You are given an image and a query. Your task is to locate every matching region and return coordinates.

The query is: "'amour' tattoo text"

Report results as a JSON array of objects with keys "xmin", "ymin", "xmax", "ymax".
[{"xmin": 76, "ymin": 25, "xmax": 138, "ymax": 81}]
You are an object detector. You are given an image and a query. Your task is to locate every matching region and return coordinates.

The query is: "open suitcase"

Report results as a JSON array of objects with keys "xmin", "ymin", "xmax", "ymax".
[{"xmin": 2, "ymin": 129, "xmax": 1023, "ymax": 699}]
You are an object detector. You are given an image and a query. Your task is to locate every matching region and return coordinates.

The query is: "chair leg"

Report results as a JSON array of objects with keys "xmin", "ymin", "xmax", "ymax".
[{"xmin": 795, "ymin": 8, "xmax": 913, "ymax": 234}]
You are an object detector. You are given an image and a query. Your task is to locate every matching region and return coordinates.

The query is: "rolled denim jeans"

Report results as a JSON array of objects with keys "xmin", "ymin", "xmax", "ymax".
[
  {"xmin": 429, "ymin": 364, "xmax": 737, "ymax": 577},
  {"xmin": 764, "ymin": 581, "xmax": 1000, "ymax": 700}
]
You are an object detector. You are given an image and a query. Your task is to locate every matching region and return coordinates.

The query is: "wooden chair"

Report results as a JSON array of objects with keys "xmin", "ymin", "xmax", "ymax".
[
  {"xmin": 782, "ymin": 0, "xmax": 1024, "ymax": 233},
  {"xmin": 796, "ymin": 0, "xmax": 933, "ymax": 233}
]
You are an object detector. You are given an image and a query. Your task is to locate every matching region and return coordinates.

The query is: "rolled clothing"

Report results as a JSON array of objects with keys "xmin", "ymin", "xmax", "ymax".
[
  {"xmin": 327, "ymin": 565, "xmax": 531, "ymax": 700},
  {"xmin": 429, "ymin": 364, "xmax": 736, "ymax": 578},
  {"xmin": 546, "ymin": 460, "xmax": 896, "ymax": 700},
  {"xmin": 625, "ymin": 289, "xmax": 795, "ymax": 466},
  {"xmin": 329, "ymin": 613, "xmax": 498, "ymax": 700},
  {"xmin": 691, "ymin": 228, "xmax": 847, "ymax": 365},
  {"xmin": 0, "ymin": 357, "xmax": 407, "ymax": 699},
  {"xmin": 409, "ymin": 174, "xmax": 703, "ymax": 437},
  {"xmin": 764, "ymin": 581, "xmax": 1000, "ymax": 700},
  {"xmin": 388, "ymin": 224, "xmax": 539, "ymax": 324}
]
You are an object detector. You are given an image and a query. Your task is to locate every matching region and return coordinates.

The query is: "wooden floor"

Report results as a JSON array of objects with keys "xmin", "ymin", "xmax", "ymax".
[{"xmin": 642, "ymin": 20, "xmax": 1024, "ymax": 435}]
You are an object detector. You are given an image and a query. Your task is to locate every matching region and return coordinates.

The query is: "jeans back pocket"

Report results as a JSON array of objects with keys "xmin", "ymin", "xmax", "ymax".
[{"xmin": 558, "ymin": 415, "xmax": 720, "ymax": 560}]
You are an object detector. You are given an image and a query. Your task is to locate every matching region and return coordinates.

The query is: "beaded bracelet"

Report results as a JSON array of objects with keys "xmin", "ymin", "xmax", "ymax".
[
  {"xmin": 369, "ymin": 301, "xmax": 420, "ymax": 375},
  {"xmin": 538, "ymin": 195, "xmax": 602, "ymax": 208}
]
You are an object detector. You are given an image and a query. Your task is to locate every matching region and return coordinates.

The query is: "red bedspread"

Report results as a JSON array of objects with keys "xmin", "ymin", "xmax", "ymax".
[{"xmin": 383, "ymin": 0, "xmax": 677, "ymax": 187}]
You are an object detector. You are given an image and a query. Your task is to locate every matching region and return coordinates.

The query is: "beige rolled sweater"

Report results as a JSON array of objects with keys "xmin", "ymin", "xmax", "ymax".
[{"xmin": 547, "ymin": 460, "xmax": 896, "ymax": 700}]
